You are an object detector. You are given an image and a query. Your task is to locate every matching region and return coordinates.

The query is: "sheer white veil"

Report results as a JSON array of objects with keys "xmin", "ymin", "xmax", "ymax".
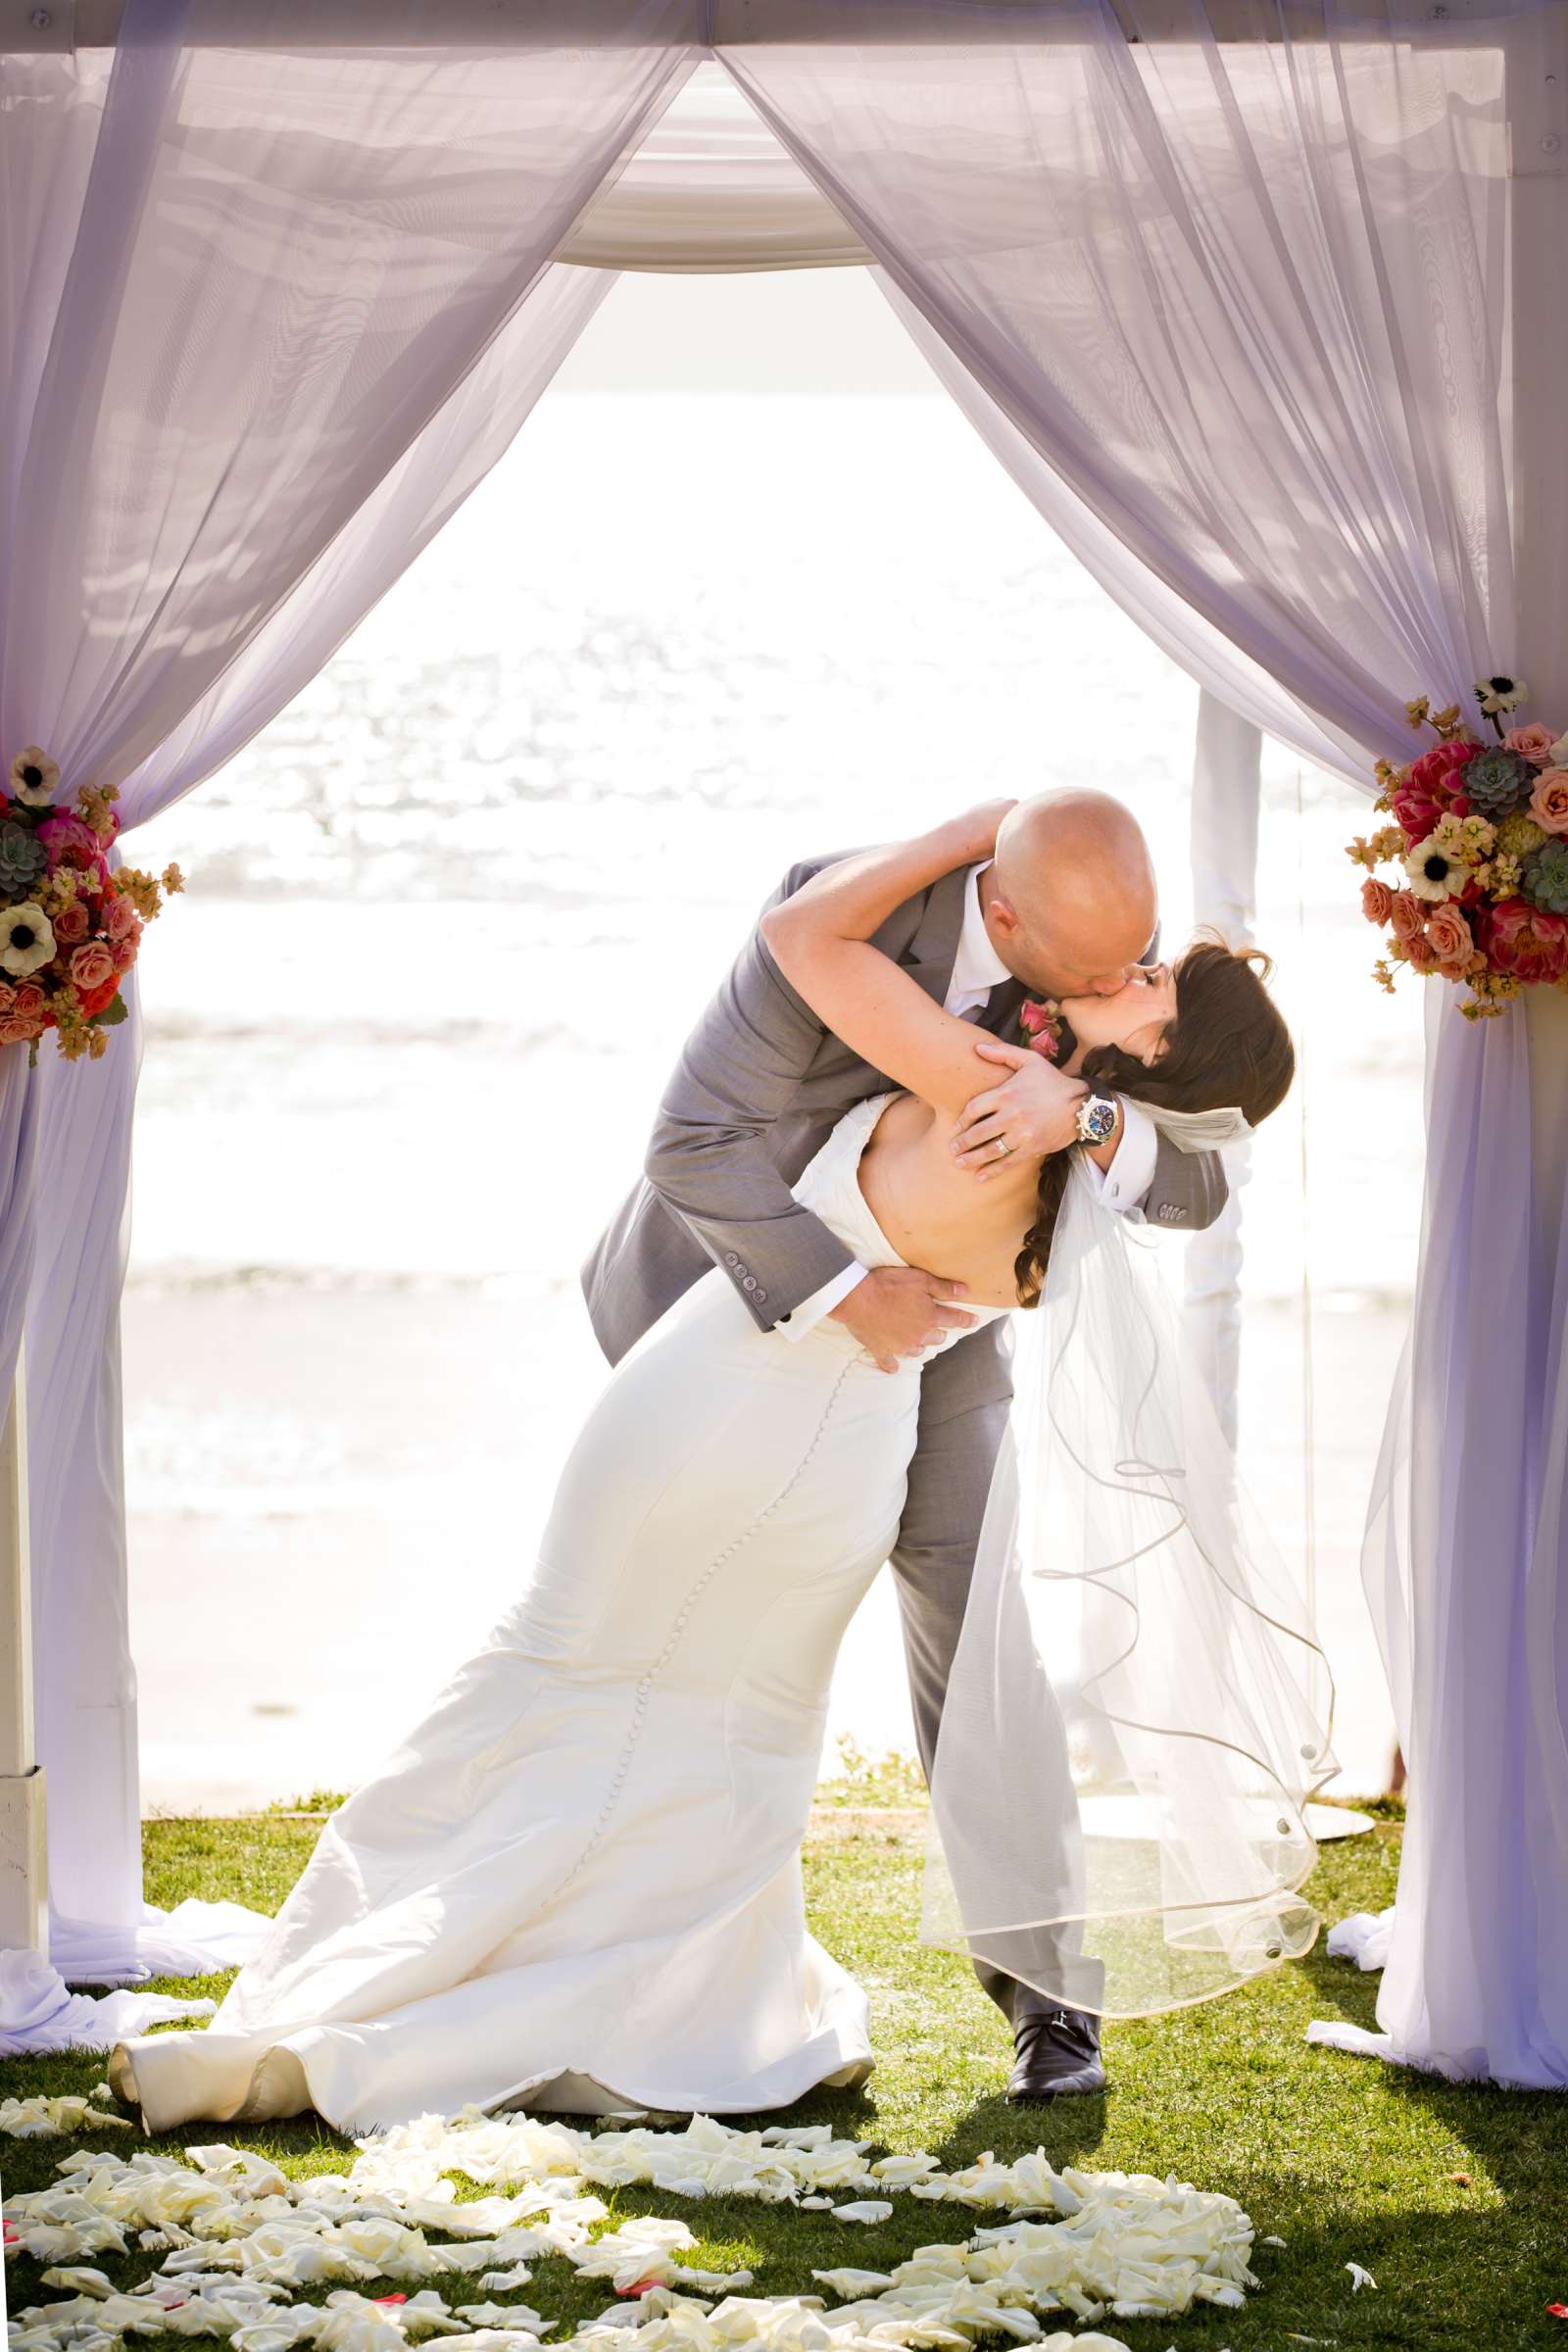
[{"xmin": 921, "ymin": 1107, "xmax": 1338, "ymax": 2017}]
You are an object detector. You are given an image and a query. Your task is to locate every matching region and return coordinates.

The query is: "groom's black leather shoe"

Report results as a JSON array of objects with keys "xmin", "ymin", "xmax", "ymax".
[{"xmin": 1004, "ymin": 2005, "xmax": 1106, "ymax": 2102}]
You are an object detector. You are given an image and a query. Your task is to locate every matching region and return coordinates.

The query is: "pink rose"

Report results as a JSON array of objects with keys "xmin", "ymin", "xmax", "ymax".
[
  {"xmin": 70, "ymin": 942, "xmax": 116, "ymax": 995},
  {"xmin": 1403, "ymin": 933, "xmax": 1440, "ymax": 974},
  {"xmin": 104, "ymin": 893, "xmax": 137, "ymax": 943},
  {"xmin": 1530, "ymin": 768, "xmax": 1568, "ymax": 835},
  {"xmin": 13, "ymin": 983, "xmax": 45, "ymax": 1018},
  {"xmin": 1391, "ymin": 786, "xmax": 1442, "ymax": 843},
  {"xmin": 1425, "ymin": 902, "xmax": 1477, "ymax": 977},
  {"xmin": 1505, "ymin": 723, "xmax": 1558, "ymax": 767},
  {"xmin": 0, "ymin": 1012, "xmax": 45, "ymax": 1046},
  {"xmin": 1389, "ymin": 892, "xmax": 1426, "ymax": 945},
  {"xmin": 1361, "ymin": 877, "xmax": 1395, "ymax": 926},
  {"xmin": 52, "ymin": 901, "xmax": 89, "ymax": 946},
  {"xmin": 1393, "ymin": 739, "xmax": 1481, "ymax": 840},
  {"xmin": 35, "ymin": 813, "xmax": 102, "ymax": 869},
  {"xmin": 1480, "ymin": 899, "xmax": 1568, "ymax": 984}
]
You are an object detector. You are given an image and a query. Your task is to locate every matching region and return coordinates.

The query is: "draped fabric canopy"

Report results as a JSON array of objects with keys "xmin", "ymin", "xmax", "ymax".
[
  {"xmin": 0, "ymin": 0, "xmax": 1562, "ymax": 2067},
  {"xmin": 0, "ymin": 0, "xmax": 702, "ymax": 1972}
]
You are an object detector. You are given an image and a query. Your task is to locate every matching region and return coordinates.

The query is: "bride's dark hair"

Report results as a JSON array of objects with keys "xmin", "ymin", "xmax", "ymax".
[{"xmin": 1014, "ymin": 940, "xmax": 1295, "ymax": 1307}]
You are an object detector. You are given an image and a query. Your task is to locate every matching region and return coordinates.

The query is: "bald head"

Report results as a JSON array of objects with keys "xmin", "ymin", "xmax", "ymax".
[{"xmin": 982, "ymin": 789, "xmax": 1157, "ymax": 999}]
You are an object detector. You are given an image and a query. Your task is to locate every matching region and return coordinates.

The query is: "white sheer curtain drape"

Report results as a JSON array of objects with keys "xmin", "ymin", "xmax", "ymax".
[
  {"xmin": 720, "ymin": 0, "xmax": 1568, "ymax": 2083},
  {"xmin": 0, "ymin": 0, "xmax": 693, "ymax": 1981}
]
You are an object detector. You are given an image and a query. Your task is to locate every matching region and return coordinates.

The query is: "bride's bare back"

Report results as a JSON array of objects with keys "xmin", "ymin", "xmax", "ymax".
[{"xmin": 858, "ymin": 1091, "xmax": 1042, "ymax": 1311}]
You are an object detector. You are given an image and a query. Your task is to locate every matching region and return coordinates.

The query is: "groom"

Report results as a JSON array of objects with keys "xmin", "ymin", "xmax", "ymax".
[{"xmin": 583, "ymin": 790, "xmax": 1226, "ymax": 2100}]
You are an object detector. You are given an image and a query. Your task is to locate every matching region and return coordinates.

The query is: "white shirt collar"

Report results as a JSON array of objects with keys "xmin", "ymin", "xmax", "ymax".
[{"xmin": 949, "ymin": 861, "xmax": 1011, "ymax": 1002}]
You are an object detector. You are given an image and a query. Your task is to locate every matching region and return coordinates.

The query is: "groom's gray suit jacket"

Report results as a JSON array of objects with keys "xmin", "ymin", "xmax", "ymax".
[
  {"xmin": 584, "ymin": 852, "xmax": 1224, "ymax": 1387},
  {"xmin": 583, "ymin": 850, "xmax": 1225, "ymax": 2022}
]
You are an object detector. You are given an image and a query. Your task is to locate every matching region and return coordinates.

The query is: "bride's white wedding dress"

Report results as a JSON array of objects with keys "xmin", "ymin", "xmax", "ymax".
[{"xmin": 110, "ymin": 1094, "xmax": 1008, "ymax": 2136}]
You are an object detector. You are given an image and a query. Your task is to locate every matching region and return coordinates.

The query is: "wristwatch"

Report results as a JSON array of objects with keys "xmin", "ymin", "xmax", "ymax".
[{"xmin": 1074, "ymin": 1092, "xmax": 1120, "ymax": 1149}]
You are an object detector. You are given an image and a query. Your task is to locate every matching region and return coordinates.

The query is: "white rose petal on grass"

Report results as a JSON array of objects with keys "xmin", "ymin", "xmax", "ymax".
[
  {"xmin": 187, "ymin": 2147, "xmax": 291, "ymax": 2198},
  {"xmin": 1346, "ymin": 2262, "xmax": 1377, "ymax": 2292},
  {"xmin": 830, "ymin": 2201, "xmax": 893, "ymax": 2226},
  {"xmin": 1, "ymin": 2095, "xmax": 133, "ymax": 2140},
  {"xmin": 37, "ymin": 2266, "xmax": 118, "ymax": 2297},
  {"xmin": 3, "ymin": 2113, "xmax": 1264, "ymax": 2352}
]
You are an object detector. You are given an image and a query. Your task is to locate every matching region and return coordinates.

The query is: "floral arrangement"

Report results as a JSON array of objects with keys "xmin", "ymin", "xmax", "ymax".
[
  {"xmin": 1019, "ymin": 998, "xmax": 1064, "ymax": 1059},
  {"xmin": 0, "ymin": 745, "xmax": 183, "ymax": 1065},
  {"xmin": 1348, "ymin": 677, "xmax": 1568, "ymax": 1020}
]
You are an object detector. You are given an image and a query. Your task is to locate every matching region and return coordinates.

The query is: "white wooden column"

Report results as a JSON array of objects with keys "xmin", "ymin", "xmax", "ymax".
[
  {"xmin": 0, "ymin": 1338, "xmax": 48, "ymax": 1955},
  {"xmin": 1184, "ymin": 690, "xmax": 1261, "ymax": 1449}
]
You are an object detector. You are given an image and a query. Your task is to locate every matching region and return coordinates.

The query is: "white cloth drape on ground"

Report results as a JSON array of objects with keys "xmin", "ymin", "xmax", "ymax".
[
  {"xmin": 0, "ymin": 0, "xmax": 697, "ymax": 1990},
  {"xmin": 0, "ymin": 1948, "xmax": 214, "ymax": 2058}
]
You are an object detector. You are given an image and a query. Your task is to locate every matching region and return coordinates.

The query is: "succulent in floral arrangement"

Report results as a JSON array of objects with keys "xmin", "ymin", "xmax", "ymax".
[
  {"xmin": 0, "ymin": 815, "xmax": 48, "ymax": 904},
  {"xmin": 1496, "ymin": 809, "xmax": 1547, "ymax": 861},
  {"xmin": 1461, "ymin": 747, "xmax": 1536, "ymax": 819},
  {"xmin": 1523, "ymin": 837, "xmax": 1568, "ymax": 914}
]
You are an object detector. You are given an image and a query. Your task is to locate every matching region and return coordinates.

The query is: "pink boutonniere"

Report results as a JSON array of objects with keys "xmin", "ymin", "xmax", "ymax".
[{"xmin": 1018, "ymin": 998, "xmax": 1065, "ymax": 1060}]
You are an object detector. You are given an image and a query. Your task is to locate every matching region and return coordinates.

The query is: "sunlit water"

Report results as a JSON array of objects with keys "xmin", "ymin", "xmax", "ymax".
[{"xmin": 126, "ymin": 387, "xmax": 1424, "ymax": 1807}]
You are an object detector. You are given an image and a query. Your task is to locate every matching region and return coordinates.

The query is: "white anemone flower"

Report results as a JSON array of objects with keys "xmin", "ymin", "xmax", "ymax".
[
  {"xmin": 1476, "ymin": 676, "xmax": 1528, "ymax": 717},
  {"xmin": 1403, "ymin": 835, "xmax": 1466, "ymax": 903},
  {"xmin": 8, "ymin": 747, "xmax": 59, "ymax": 807},
  {"xmin": 0, "ymin": 901, "xmax": 55, "ymax": 975}
]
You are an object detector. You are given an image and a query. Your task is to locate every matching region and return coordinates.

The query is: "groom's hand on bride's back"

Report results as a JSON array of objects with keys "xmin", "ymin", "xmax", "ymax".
[{"xmin": 829, "ymin": 1267, "xmax": 974, "ymax": 1374}]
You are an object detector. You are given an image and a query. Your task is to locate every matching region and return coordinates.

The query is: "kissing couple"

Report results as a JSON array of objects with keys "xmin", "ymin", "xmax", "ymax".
[{"xmin": 111, "ymin": 791, "xmax": 1336, "ymax": 2136}]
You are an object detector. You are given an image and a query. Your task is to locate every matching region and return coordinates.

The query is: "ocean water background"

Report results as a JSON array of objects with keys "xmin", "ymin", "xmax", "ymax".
[{"xmin": 123, "ymin": 271, "xmax": 1423, "ymax": 1808}]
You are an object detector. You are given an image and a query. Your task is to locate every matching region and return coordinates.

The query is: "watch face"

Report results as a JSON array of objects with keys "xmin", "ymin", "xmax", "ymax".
[{"xmin": 1083, "ymin": 1097, "xmax": 1117, "ymax": 1145}]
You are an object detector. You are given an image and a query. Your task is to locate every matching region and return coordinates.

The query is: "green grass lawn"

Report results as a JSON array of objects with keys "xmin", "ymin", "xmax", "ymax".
[{"xmin": 4, "ymin": 1800, "xmax": 1566, "ymax": 2352}]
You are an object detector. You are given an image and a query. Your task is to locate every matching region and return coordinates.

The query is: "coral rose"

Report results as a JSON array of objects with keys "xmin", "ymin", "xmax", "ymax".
[
  {"xmin": 1361, "ymin": 877, "xmax": 1395, "ymax": 926},
  {"xmin": 1389, "ymin": 892, "xmax": 1426, "ymax": 945},
  {"xmin": 76, "ymin": 971, "xmax": 120, "ymax": 1019},
  {"xmin": 52, "ymin": 901, "xmax": 89, "ymax": 947},
  {"xmin": 1403, "ymin": 934, "xmax": 1440, "ymax": 974},
  {"xmin": 1505, "ymin": 723, "xmax": 1558, "ymax": 767},
  {"xmin": 13, "ymin": 984, "xmax": 45, "ymax": 1018},
  {"xmin": 1480, "ymin": 899, "xmax": 1568, "ymax": 984},
  {"xmin": 1425, "ymin": 903, "xmax": 1477, "ymax": 976},
  {"xmin": 104, "ymin": 894, "xmax": 138, "ymax": 943},
  {"xmin": 70, "ymin": 942, "xmax": 116, "ymax": 996},
  {"xmin": 1529, "ymin": 769, "xmax": 1568, "ymax": 835}
]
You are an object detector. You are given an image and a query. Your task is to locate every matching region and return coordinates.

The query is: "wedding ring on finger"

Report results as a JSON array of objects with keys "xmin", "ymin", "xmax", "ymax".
[{"xmin": 993, "ymin": 1136, "xmax": 1010, "ymax": 1159}]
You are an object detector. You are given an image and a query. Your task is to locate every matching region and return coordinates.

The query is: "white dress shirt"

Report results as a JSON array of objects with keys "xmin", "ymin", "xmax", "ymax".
[{"xmin": 781, "ymin": 864, "xmax": 1157, "ymax": 1338}]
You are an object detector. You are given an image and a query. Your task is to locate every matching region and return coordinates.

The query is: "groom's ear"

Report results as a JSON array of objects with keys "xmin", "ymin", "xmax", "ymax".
[{"xmin": 985, "ymin": 886, "xmax": 1018, "ymax": 941}]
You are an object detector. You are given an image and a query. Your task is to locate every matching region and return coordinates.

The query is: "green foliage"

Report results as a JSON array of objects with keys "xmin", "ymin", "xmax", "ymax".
[{"xmin": 815, "ymin": 1735, "xmax": 929, "ymax": 1809}]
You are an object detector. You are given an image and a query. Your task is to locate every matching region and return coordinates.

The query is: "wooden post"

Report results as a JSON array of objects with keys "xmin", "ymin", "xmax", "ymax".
[{"xmin": 0, "ymin": 1338, "xmax": 48, "ymax": 1956}]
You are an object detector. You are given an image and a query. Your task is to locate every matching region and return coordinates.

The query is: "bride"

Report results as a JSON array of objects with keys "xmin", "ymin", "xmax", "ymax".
[{"xmin": 110, "ymin": 805, "xmax": 1319, "ymax": 2136}]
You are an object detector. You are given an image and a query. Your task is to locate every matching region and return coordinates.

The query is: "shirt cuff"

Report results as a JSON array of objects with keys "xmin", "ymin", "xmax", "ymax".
[
  {"xmin": 778, "ymin": 1259, "xmax": 867, "ymax": 1340},
  {"xmin": 1093, "ymin": 1099, "xmax": 1158, "ymax": 1222}
]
